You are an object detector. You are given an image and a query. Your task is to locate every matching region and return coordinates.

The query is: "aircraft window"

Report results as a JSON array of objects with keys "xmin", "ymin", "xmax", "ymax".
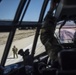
[
  {"xmin": 5, "ymin": 29, "xmax": 36, "ymax": 66},
  {"xmin": 34, "ymin": 33, "xmax": 45, "ymax": 57},
  {"xmin": 43, "ymin": 1, "xmax": 50, "ymax": 19},
  {"xmin": 0, "ymin": 0, "xmax": 20, "ymax": 20},
  {"xmin": 0, "ymin": 32, "xmax": 9, "ymax": 64},
  {"xmin": 55, "ymin": 21, "xmax": 76, "ymax": 43},
  {"xmin": 23, "ymin": 0, "xmax": 44, "ymax": 21}
]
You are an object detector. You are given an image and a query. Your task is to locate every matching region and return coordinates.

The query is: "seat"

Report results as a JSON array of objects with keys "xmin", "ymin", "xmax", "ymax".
[
  {"xmin": 58, "ymin": 49, "xmax": 76, "ymax": 70},
  {"xmin": 56, "ymin": 49, "xmax": 76, "ymax": 75},
  {"xmin": 55, "ymin": 0, "xmax": 76, "ymax": 21},
  {"xmin": 56, "ymin": 70, "xmax": 76, "ymax": 75}
]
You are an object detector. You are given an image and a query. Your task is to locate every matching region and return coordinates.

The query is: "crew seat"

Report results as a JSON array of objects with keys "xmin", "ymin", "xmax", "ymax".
[
  {"xmin": 55, "ymin": 0, "xmax": 76, "ymax": 21},
  {"xmin": 56, "ymin": 49, "xmax": 76, "ymax": 75}
]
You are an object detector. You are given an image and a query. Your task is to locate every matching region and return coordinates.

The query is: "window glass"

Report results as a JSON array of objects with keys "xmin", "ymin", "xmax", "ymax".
[
  {"xmin": 0, "ymin": 0, "xmax": 20, "ymax": 20},
  {"xmin": 43, "ymin": 0, "xmax": 50, "ymax": 20},
  {"xmin": 0, "ymin": 32, "xmax": 9, "ymax": 63},
  {"xmin": 34, "ymin": 36, "xmax": 45, "ymax": 57},
  {"xmin": 55, "ymin": 21, "xmax": 76, "ymax": 43},
  {"xmin": 5, "ymin": 29, "xmax": 36, "ymax": 66},
  {"xmin": 23, "ymin": 0, "xmax": 44, "ymax": 21}
]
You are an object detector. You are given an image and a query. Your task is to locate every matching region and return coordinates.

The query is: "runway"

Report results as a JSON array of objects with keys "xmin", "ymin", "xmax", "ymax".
[{"xmin": 4, "ymin": 35, "xmax": 45, "ymax": 66}]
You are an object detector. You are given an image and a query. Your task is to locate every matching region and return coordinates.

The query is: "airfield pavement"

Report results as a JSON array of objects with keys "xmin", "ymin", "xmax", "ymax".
[
  {"xmin": 0, "ymin": 29, "xmax": 36, "ymax": 45},
  {"xmin": 0, "ymin": 29, "xmax": 45, "ymax": 65}
]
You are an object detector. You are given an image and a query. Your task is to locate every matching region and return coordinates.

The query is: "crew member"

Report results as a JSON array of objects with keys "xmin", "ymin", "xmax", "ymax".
[
  {"xmin": 40, "ymin": 0, "xmax": 62, "ymax": 67},
  {"xmin": 12, "ymin": 45, "xmax": 18, "ymax": 58}
]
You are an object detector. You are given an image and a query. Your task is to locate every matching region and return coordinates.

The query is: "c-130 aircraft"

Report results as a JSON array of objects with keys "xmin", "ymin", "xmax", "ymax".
[{"xmin": 0, "ymin": 0, "xmax": 76, "ymax": 75}]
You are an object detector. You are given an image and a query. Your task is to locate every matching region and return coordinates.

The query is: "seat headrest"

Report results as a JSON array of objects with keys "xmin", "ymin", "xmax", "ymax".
[
  {"xmin": 58, "ymin": 49, "xmax": 76, "ymax": 70},
  {"xmin": 55, "ymin": 0, "xmax": 76, "ymax": 21},
  {"xmin": 61, "ymin": 0, "xmax": 76, "ymax": 6}
]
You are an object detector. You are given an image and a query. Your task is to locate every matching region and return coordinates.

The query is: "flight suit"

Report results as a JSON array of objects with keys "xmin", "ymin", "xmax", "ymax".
[
  {"xmin": 40, "ymin": 0, "xmax": 62, "ymax": 62},
  {"xmin": 12, "ymin": 46, "xmax": 18, "ymax": 58}
]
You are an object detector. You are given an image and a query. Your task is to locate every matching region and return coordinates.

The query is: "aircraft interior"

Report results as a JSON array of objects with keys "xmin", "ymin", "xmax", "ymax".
[{"xmin": 0, "ymin": 0, "xmax": 76, "ymax": 75}]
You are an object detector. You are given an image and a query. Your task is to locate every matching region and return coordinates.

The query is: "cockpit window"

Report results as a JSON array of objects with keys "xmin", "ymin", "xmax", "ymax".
[
  {"xmin": 0, "ymin": 32, "xmax": 9, "ymax": 63},
  {"xmin": 5, "ymin": 29, "xmax": 36, "ymax": 66},
  {"xmin": 0, "ymin": 0, "xmax": 20, "ymax": 20},
  {"xmin": 55, "ymin": 21, "xmax": 76, "ymax": 43},
  {"xmin": 23, "ymin": 0, "xmax": 44, "ymax": 21}
]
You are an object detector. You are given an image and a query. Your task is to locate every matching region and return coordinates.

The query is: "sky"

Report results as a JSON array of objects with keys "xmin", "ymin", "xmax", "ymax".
[
  {"xmin": 0, "ymin": 0, "xmax": 20, "ymax": 20},
  {"xmin": 0, "ymin": 0, "xmax": 50, "ymax": 21}
]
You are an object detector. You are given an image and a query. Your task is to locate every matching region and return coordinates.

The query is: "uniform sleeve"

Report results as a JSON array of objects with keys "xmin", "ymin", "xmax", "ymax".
[
  {"xmin": 40, "ymin": 20, "xmax": 57, "ymax": 46},
  {"xmin": 40, "ymin": 10, "xmax": 57, "ymax": 45}
]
